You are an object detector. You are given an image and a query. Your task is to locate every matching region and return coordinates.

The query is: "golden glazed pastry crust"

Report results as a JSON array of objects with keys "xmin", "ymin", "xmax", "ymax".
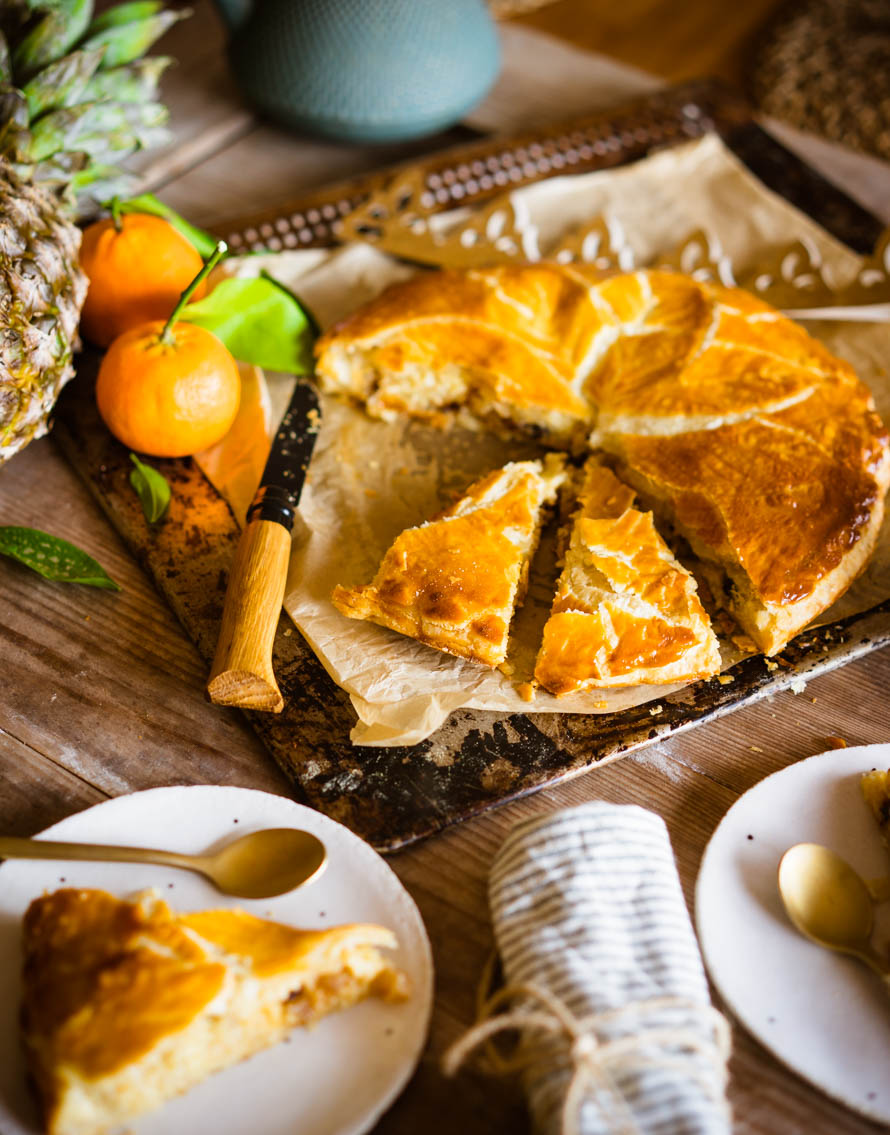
[
  {"xmin": 332, "ymin": 455, "xmax": 566, "ymax": 666},
  {"xmin": 317, "ymin": 265, "xmax": 890, "ymax": 655},
  {"xmin": 21, "ymin": 888, "xmax": 407, "ymax": 1135},
  {"xmin": 535, "ymin": 461, "xmax": 721, "ymax": 694}
]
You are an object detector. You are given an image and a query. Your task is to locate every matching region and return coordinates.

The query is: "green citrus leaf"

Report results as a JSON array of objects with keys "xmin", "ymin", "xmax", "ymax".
[
  {"xmin": 129, "ymin": 453, "xmax": 170, "ymax": 523},
  {"xmin": 0, "ymin": 527, "xmax": 120, "ymax": 589},
  {"xmin": 181, "ymin": 274, "xmax": 317, "ymax": 373}
]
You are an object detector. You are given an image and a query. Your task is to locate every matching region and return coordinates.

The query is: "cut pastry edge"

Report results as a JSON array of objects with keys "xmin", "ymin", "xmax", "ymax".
[
  {"xmin": 332, "ymin": 454, "xmax": 567, "ymax": 667},
  {"xmin": 599, "ymin": 439, "xmax": 889, "ymax": 656},
  {"xmin": 22, "ymin": 889, "xmax": 408, "ymax": 1135},
  {"xmin": 534, "ymin": 461, "xmax": 721, "ymax": 696},
  {"xmin": 318, "ymin": 335, "xmax": 593, "ymax": 450}
]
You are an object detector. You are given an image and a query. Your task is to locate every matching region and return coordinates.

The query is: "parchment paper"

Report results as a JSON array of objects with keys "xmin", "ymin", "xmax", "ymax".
[{"xmin": 197, "ymin": 134, "xmax": 890, "ymax": 746}]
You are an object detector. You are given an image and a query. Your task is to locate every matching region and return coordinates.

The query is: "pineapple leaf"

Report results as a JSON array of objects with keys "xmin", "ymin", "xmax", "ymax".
[
  {"xmin": 0, "ymin": 86, "xmax": 30, "ymax": 160},
  {"xmin": 22, "ymin": 45, "xmax": 105, "ymax": 118},
  {"xmin": 0, "ymin": 30, "xmax": 12, "ymax": 84},
  {"xmin": 69, "ymin": 168, "xmax": 138, "ymax": 216},
  {"xmin": 129, "ymin": 453, "xmax": 170, "ymax": 523},
  {"xmin": 12, "ymin": 0, "xmax": 92, "ymax": 79},
  {"xmin": 81, "ymin": 7, "xmax": 184, "ymax": 70},
  {"xmin": 0, "ymin": 526, "xmax": 120, "ymax": 589},
  {"xmin": 27, "ymin": 99, "xmax": 167, "ymax": 162},
  {"xmin": 82, "ymin": 55, "xmax": 170, "ymax": 104},
  {"xmin": 70, "ymin": 162, "xmax": 133, "ymax": 195},
  {"xmin": 86, "ymin": 2, "xmax": 163, "ymax": 33},
  {"xmin": 30, "ymin": 149, "xmax": 90, "ymax": 177}
]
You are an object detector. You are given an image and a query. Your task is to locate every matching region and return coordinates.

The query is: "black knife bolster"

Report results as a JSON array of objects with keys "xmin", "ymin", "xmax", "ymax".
[{"xmin": 246, "ymin": 485, "xmax": 296, "ymax": 531}]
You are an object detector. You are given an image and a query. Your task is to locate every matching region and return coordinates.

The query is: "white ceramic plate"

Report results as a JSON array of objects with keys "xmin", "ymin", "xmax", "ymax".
[
  {"xmin": 696, "ymin": 744, "xmax": 890, "ymax": 1124},
  {"xmin": 0, "ymin": 786, "xmax": 433, "ymax": 1135}
]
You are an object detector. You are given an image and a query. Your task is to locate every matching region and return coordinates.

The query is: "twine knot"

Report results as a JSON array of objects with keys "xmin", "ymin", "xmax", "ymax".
[
  {"xmin": 442, "ymin": 980, "xmax": 731, "ymax": 1135},
  {"xmin": 571, "ymin": 1032, "xmax": 598, "ymax": 1064}
]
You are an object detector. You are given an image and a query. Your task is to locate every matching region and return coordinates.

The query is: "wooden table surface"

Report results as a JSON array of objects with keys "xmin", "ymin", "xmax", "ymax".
[{"xmin": 3, "ymin": 7, "xmax": 890, "ymax": 1133}]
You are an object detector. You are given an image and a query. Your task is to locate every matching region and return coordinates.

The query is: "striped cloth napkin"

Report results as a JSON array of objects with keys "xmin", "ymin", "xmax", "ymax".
[{"xmin": 447, "ymin": 802, "xmax": 731, "ymax": 1135}]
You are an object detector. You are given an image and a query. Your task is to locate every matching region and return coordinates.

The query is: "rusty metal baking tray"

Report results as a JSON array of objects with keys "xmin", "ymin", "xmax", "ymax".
[{"xmin": 55, "ymin": 79, "xmax": 890, "ymax": 852}]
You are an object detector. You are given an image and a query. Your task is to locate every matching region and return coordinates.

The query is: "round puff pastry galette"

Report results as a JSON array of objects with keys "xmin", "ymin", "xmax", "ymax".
[{"xmin": 317, "ymin": 264, "xmax": 890, "ymax": 670}]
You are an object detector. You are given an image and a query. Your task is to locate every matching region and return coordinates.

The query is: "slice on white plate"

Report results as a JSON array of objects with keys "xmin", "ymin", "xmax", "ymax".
[{"xmin": 0, "ymin": 786, "xmax": 433, "ymax": 1135}]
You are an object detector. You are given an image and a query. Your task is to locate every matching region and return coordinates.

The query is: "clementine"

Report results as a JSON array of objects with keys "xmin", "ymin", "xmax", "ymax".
[
  {"xmin": 96, "ymin": 320, "xmax": 241, "ymax": 457},
  {"xmin": 80, "ymin": 213, "xmax": 207, "ymax": 347}
]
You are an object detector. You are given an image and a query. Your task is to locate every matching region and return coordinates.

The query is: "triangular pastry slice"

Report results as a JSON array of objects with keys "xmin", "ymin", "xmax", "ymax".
[
  {"xmin": 534, "ymin": 460, "xmax": 721, "ymax": 695},
  {"xmin": 21, "ymin": 888, "xmax": 408, "ymax": 1135},
  {"xmin": 332, "ymin": 455, "xmax": 567, "ymax": 667}
]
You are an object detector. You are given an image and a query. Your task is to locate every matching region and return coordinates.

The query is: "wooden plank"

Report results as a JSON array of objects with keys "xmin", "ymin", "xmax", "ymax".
[
  {"xmin": 466, "ymin": 23, "xmax": 661, "ymax": 134},
  {"xmin": 0, "ymin": 435, "xmax": 291, "ymax": 801},
  {"xmin": 0, "ymin": 732, "xmax": 107, "ymax": 838},
  {"xmin": 665, "ymin": 662, "xmax": 890, "ymax": 795}
]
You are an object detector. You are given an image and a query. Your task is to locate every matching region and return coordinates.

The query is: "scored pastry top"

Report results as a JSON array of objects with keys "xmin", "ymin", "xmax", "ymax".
[
  {"xmin": 316, "ymin": 265, "xmax": 872, "ymax": 440},
  {"xmin": 317, "ymin": 264, "xmax": 890, "ymax": 655},
  {"xmin": 535, "ymin": 461, "xmax": 721, "ymax": 694},
  {"xmin": 332, "ymin": 455, "xmax": 566, "ymax": 667},
  {"xmin": 21, "ymin": 887, "xmax": 402, "ymax": 1084}
]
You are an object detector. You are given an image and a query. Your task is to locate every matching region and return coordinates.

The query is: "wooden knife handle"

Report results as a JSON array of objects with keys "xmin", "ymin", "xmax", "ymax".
[{"xmin": 207, "ymin": 518, "xmax": 292, "ymax": 712}]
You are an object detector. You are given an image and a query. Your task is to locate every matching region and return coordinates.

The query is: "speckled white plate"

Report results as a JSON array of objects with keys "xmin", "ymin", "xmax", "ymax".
[
  {"xmin": 696, "ymin": 744, "xmax": 890, "ymax": 1124},
  {"xmin": 0, "ymin": 786, "xmax": 433, "ymax": 1135}
]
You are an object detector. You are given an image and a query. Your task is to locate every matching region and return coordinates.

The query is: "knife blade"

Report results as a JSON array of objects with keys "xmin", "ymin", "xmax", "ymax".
[{"xmin": 207, "ymin": 378, "xmax": 321, "ymax": 712}]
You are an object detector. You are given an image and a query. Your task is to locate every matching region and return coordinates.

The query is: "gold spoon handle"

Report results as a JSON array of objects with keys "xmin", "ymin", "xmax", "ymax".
[
  {"xmin": 844, "ymin": 942, "xmax": 890, "ymax": 978},
  {"xmin": 0, "ymin": 836, "xmax": 200, "ymax": 875}
]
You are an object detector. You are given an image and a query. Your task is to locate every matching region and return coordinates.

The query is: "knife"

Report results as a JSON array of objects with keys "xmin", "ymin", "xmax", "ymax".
[{"xmin": 207, "ymin": 378, "xmax": 321, "ymax": 713}]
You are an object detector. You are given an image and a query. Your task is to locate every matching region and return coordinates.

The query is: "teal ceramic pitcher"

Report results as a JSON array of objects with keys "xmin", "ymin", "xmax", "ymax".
[{"xmin": 213, "ymin": 0, "xmax": 501, "ymax": 143}]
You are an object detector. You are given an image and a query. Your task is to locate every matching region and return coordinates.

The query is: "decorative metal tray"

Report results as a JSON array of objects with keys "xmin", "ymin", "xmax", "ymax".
[{"xmin": 55, "ymin": 79, "xmax": 890, "ymax": 852}]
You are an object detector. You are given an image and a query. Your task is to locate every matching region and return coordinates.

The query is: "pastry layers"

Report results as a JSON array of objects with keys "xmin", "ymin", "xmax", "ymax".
[
  {"xmin": 332, "ymin": 455, "xmax": 567, "ymax": 666},
  {"xmin": 21, "ymin": 888, "xmax": 407, "ymax": 1135},
  {"xmin": 535, "ymin": 461, "xmax": 721, "ymax": 694},
  {"xmin": 317, "ymin": 265, "xmax": 890, "ymax": 654}
]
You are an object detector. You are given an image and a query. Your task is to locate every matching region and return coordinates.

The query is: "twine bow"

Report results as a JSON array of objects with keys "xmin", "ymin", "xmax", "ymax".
[{"xmin": 442, "ymin": 979, "xmax": 732, "ymax": 1135}]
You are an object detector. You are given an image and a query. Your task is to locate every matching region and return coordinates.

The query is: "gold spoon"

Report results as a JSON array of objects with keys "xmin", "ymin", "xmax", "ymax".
[
  {"xmin": 0, "ymin": 828, "xmax": 327, "ymax": 900},
  {"xmin": 778, "ymin": 842, "xmax": 890, "ymax": 978}
]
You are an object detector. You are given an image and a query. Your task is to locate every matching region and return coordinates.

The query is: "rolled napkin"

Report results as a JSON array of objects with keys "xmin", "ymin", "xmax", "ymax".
[{"xmin": 444, "ymin": 802, "xmax": 731, "ymax": 1135}]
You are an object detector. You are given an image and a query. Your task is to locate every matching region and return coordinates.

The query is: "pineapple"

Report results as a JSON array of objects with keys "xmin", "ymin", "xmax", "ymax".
[{"xmin": 0, "ymin": 0, "xmax": 185, "ymax": 464}]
